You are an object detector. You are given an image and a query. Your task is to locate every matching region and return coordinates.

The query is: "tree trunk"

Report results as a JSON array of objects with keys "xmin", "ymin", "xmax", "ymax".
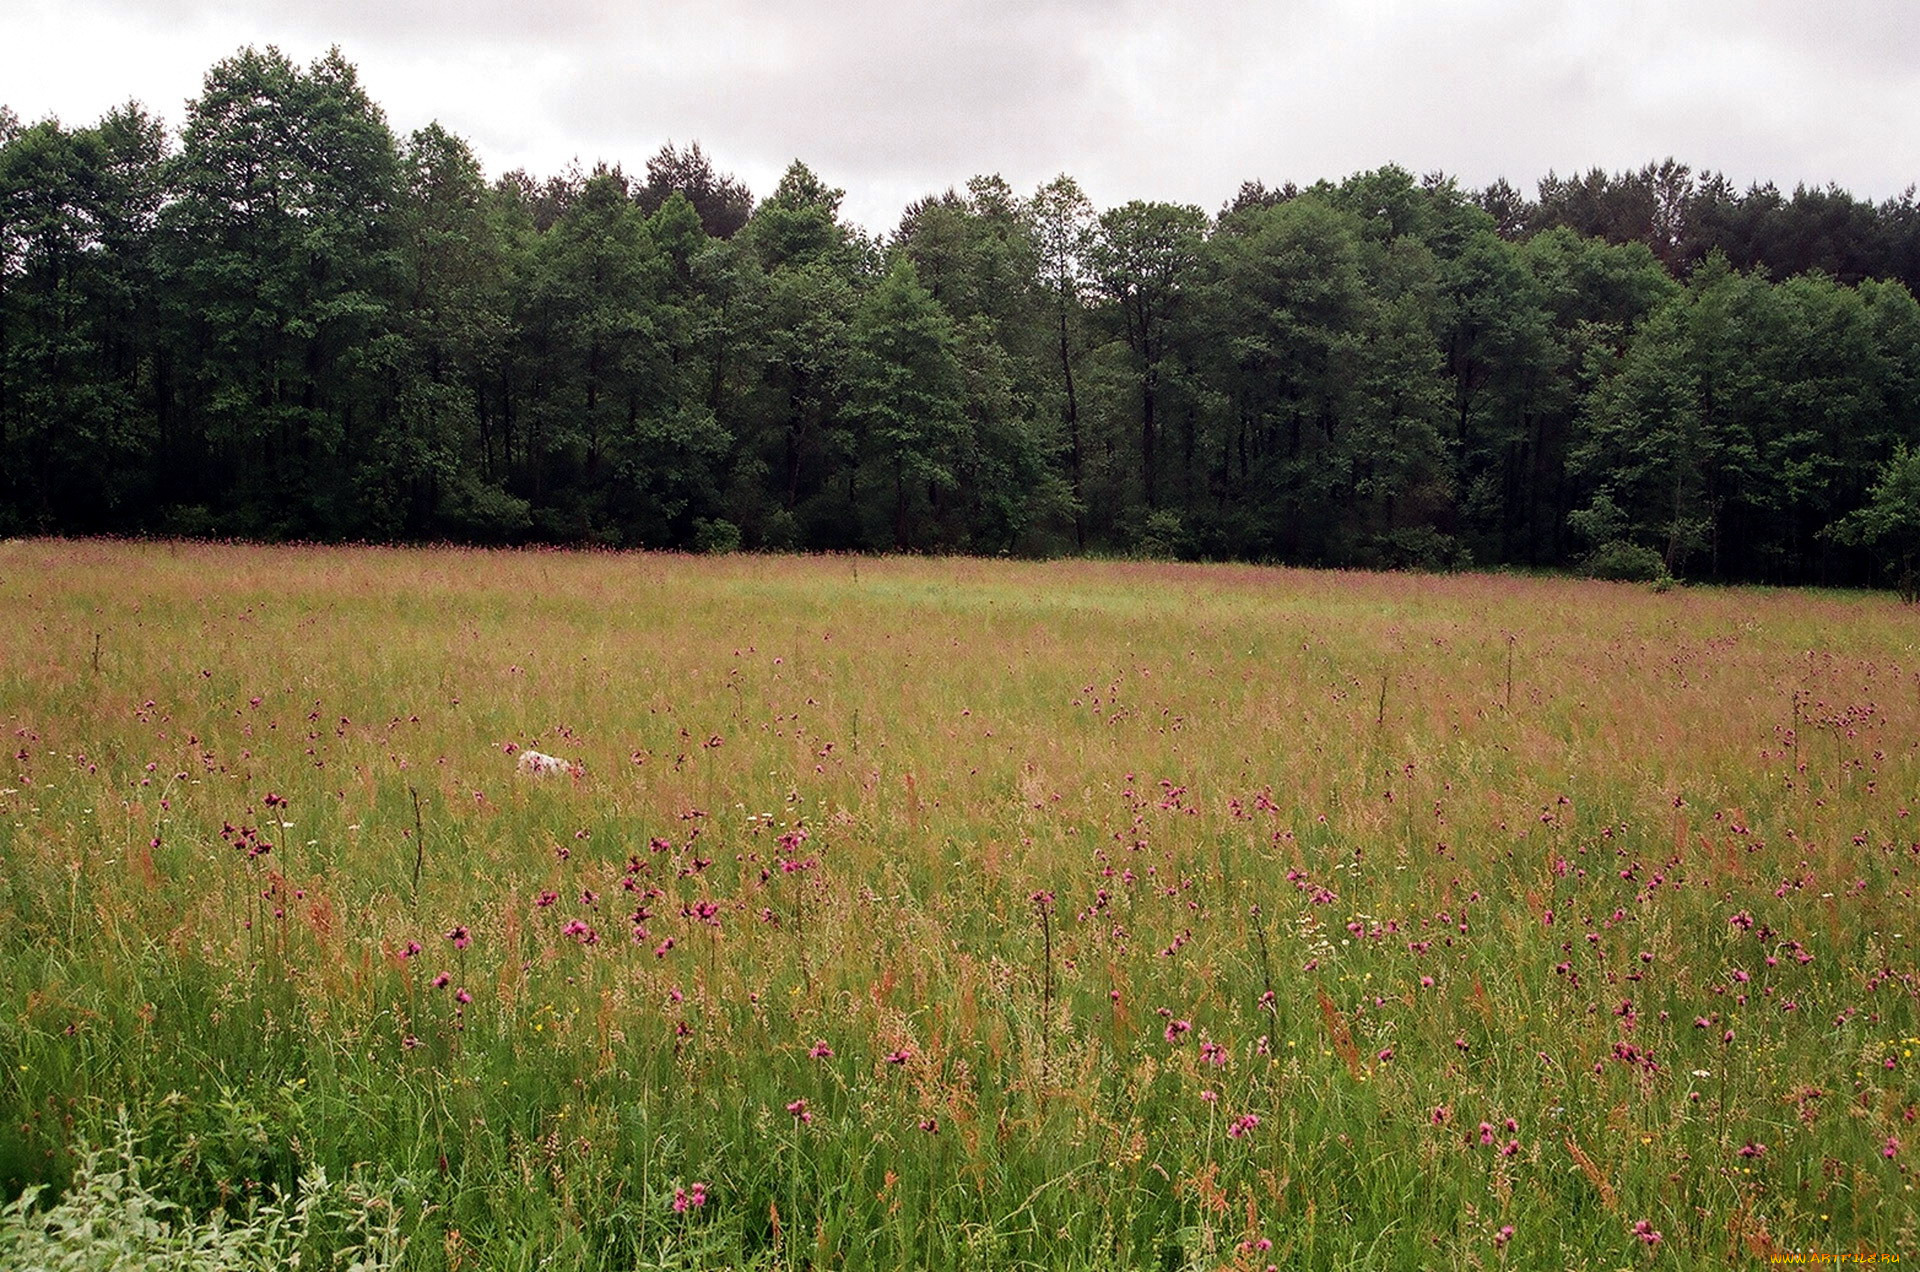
[
  {"xmin": 1142, "ymin": 362, "xmax": 1159, "ymax": 510},
  {"xmin": 1058, "ymin": 308, "xmax": 1083, "ymax": 550}
]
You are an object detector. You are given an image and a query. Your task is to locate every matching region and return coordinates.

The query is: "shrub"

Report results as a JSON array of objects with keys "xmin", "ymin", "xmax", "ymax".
[
  {"xmin": 1369, "ymin": 527, "xmax": 1472, "ymax": 572},
  {"xmin": 1131, "ymin": 509, "xmax": 1193, "ymax": 561},
  {"xmin": 0, "ymin": 1120, "xmax": 407, "ymax": 1272},
  {"xmin": 1582, "ymin": 539, "xmax": 1670, "ymax": 583},
  {"xmin": 690, "ymin": 517, "xmax": 743, "ymax": 555}
]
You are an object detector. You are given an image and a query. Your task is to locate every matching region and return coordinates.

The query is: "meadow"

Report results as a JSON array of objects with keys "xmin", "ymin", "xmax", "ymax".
[{"xmin": 0, "ymin": 539, "xmax": 1915, "ymax": 1270}]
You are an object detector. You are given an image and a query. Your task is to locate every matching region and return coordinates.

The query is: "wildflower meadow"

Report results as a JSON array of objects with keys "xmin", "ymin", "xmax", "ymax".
[{"xmin": 0, "ymin": 539, "xmax": 1914, "ymax": 1269}]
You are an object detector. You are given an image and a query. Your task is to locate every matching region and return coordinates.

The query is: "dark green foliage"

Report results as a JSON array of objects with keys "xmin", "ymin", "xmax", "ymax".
[
  {"xmin": 5, "ymin": 49, "xmax": 1920, "ymax": 588},
  {"xmin": 637, "ymin": 140, "xmax": 753, "ymax": 240},
  {"xmin": 1581, "ymin": 539, "xmax": 1671, "ymax": 583},
  {"xmin": 1825, "ymin": 446, "xmax": 1920, "ymax": 601},
  {"xmin": 160, "ymin": 47, "xmax": 407, "ymax": 536},
  {"xmin": 0, "ymin": 106, "xmax": 168, "ymax": 530},
  {"xmin": 844, "ymin": 260, "xmax": 967, "ymax": 549}
]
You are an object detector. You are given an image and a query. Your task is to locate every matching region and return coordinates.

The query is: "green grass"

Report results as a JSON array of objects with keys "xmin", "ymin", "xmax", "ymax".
[{"xmin": 0, "ymin": 539, "xmax": 1916, "ymax": 1269}]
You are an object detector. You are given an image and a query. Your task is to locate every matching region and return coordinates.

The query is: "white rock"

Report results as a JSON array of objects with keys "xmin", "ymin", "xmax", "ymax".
[{"xmin": 517, "ymin": 750, "xmax": 576, "ymax": 776}]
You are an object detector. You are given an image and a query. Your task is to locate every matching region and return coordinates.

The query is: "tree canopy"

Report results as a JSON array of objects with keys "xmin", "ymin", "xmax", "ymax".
[{"xmin": 4, "ymin": 48, "xmax": 1920, "ymax": 593}]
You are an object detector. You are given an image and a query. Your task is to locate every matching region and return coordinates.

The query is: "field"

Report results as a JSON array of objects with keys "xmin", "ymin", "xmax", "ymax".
[{"xmin": 0, "ymin": 539, "xmax": 1915, "ymax": 1270}]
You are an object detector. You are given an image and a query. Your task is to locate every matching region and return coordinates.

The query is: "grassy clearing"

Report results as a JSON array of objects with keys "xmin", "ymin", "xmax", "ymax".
[{"xmin": 0, "ymin": 539, "xmax": 1916, "ymax": 1269}]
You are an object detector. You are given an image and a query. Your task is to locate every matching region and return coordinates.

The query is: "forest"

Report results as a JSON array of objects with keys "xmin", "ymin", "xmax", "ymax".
[{"xmin": 5, "ymin": 45, "xmax": 1920, "ymax": 590}]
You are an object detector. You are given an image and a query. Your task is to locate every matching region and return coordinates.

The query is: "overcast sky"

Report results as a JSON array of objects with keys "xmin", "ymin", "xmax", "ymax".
[{"xmin": 7, "ymin": 0, "xmax": 1918, "ymax": 235}]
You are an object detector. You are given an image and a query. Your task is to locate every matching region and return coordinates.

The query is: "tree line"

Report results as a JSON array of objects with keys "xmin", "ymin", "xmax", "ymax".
[{"xmin": 5, "ymin": 46, "xmax": 1920, "ymax": 590}]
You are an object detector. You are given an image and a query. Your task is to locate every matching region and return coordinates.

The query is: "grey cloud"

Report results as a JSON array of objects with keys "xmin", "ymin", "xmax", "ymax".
[
  {"xmin": 9, "ymin": 0, "xmax": 1918, "ymax": 230},
  {"xmin": 545, "ymin": 2, "xmax": 1119, "ymax": 226}
]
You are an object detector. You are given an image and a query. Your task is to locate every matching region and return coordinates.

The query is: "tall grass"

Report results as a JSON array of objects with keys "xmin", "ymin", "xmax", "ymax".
[{"xmin": 1, "ymin": 540, "xmax": 1915, "ymax": 1268}]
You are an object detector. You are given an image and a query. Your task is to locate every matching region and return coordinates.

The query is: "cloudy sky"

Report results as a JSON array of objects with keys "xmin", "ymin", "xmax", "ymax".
[{"xmin": 6, "ymin": 0, "xmax": 1918, "ymax": 235}]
